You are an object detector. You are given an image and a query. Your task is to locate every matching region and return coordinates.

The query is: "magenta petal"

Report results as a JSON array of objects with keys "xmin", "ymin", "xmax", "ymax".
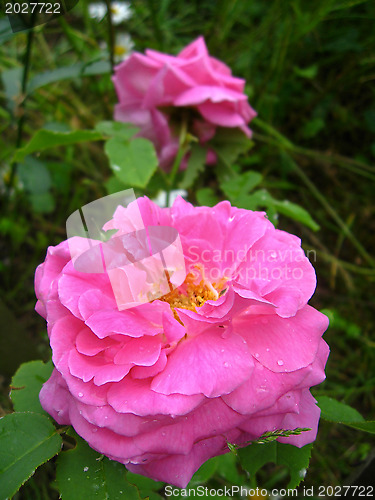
[
  {"xmin": 235, "ymin": 305, "xmax": 328, "ymax": 373},
  {"xmin": 85, "ymin": 308, "xmax": 163, "ymax": 339},
  {"xmin": 151, "ymin": 327, "xmax": 253, "ymax": 397},
  {"xmin": 107, "ymin": 377, "xmax": 204, "ymax": 417},
  {"xmin": 278, "ymin": 390, "xmax": 321, "ymax": 447},
  {"xmin": 114, "ymin": 336, "xmax": 161, "ymax": 366}
]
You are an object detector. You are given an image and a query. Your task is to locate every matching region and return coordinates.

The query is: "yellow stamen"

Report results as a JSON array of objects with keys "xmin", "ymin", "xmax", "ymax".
[{"xmin": 159, "ymin": 265, "xmax": 227, "ymax": 322}]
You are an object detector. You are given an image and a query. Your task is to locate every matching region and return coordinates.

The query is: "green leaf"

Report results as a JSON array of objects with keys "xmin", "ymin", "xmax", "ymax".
[
  {"xmin": 126, "ymin": 472, "xmax": 164, "ymax": 491},
  {"xmin": 238, "ymin": 441, "xmax": 312, "ymax": 489},
  {"xmin": 18, "ymin": 157, "xmax": 51, "ymax": 195},
  {"xmin": 271, "ymin": 198, "xmax": 320, "ymax": 231},
  {"xmin": 196, "ymin": 187, "xmax": 220, "ymax": 207},
  {"xmin": 11, "ymin": 360, "xmax": 53, "ymax": 416},
  {"xmin": 57, "ymin": 430, "xmax": 142, "ymax": 500},
  {"xmin": 105, "ymin": 137, "xmax": 158, "ymax": 188},
  {"xmin": 344, "ymin": 421, "xmax": 375, "ymax": 434},
  {"xmin": 220, "ymin": 170, "xmax": 262, "ymax": 202},
  {"xmin": 317, "ymin": 396, "xmax": 364, "ymax": 424},
  {"xmin": 13, "ymin": 129, "xmax": 103, "ymax": 163},
  {"xmin": 179, "ymin": 145, "xmax": 207, "ymax": 189},
  {"xmin": 0, "ymin": 412, "xmax": 62, "ymax": 499},
  {"xmin": 317, "ymin": 396, "xmax": 375, "ymax": 434},
  {"xmin": 293, "ymin": 64, "xmax": 318, "ymax": 79},
  {"xmin": 95, "ymin": 121, "xmax": 139, "ymax": 140},
  {"xmin": 212, "ymin": 128, "xmax": 253, "ymax": 166},
  {"xmin": 188, "ymin": 457, "xmax": 217, "ymax": 486},
  {"xmin": 29, "ymin": 192, "xmax": 56, "ymax": 214},
  {"xmin": 27, "ymin": 61, "xmax": 111, "ymax": 94},
  {"xmin": 1, "ymin": 67, "xmax": 22, "ymax": 112}
]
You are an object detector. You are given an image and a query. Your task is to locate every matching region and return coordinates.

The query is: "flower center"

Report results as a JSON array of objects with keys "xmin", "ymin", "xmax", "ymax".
[{"xmin": 159, "ymin": 264, "xmax": 226, "ymax": 321}]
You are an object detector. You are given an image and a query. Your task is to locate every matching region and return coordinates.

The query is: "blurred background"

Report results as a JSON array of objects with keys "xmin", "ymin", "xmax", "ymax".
[{"xmin": 1, "ymin": 0, "xmax": 374, "ymax": 497}]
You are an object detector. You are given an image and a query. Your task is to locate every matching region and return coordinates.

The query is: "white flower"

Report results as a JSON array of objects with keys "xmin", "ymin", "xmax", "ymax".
[
  {"xmin": 88, "ymin": 2, "xmax": 132, "ymax": 24},
  {"xmin": 100, "ymin": 33, "xmax": 135, "ymax": 63},
  {"xmin": 110, "ymin": 2, "xmax": 132, "ymax": 24},
  {"xmin": 88, "ymin": 3, "xmax": 107, "ymax": 21},
  {"xmin": 113, "ymin": 33, "xmax": 135, "ymax": 62}
]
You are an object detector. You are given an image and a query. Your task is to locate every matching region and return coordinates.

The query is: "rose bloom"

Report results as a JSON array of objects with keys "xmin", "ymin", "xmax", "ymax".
[
  {"xmin": 36, "ymin": 197, "xmax": 329, "ymax": 488},
  {"xmin": 113, "ymin": 37, "xmax": 256, "ymax": 170}
]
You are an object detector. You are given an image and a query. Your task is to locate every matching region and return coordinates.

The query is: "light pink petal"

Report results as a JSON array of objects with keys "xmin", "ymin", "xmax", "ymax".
[
  {"xmin": 143, "ymin": 64, "xmax": 195, "ymax": 108},
  {"xmin": 174, "ymin": 85, "xmax": 248, "ymax": 107},
  {"xmin": 198, "ymin": 100, "xmax": 255, "ymax": 127},
  {"xmin": 178, "ymin": 36, "xmax": 209, "ymax": 59},
  {"xmin": 151, "ymin": 327, "xmax": 253, "ymax": 397},
  {"xmin": 113, "ymin": 52, "xmax": 161, "ymax": 102}
]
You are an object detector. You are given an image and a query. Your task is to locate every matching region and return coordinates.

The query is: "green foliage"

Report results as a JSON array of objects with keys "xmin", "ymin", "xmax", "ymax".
[
  {"xmin": 95, "ymin": 121, "xmax": 139, "ymax": 140},
  {"xmin": 317, "ymin": 396, "xmax": 375, "ymax": 434},
  {"xmin": 105, "ymin": 137, "xmax": 158, "ymax": 188},
  {"xmin": 2, "ymin": 0, "xmax": 375, "ymax": 497},
  {"xmin": 0, "ymin": 413, "xmax": 62, "ymax": 500},
  {"xmin": 10, "ymin": 360, "xmax": 53, "ymax": 416},
  {"xmin": 238, "ymin": 441, "xmax": 313, "ymax": 490},
  {"xmin": 56, "ymin": 430, "xmax": 142, "ymax": 500},
  {"xmin": 13, "ymin": 129, "xmax": 103, "ymax": 163},
  {"xmin": 179, "ymin": 145, "xmax": 207, "ymax": 189}
]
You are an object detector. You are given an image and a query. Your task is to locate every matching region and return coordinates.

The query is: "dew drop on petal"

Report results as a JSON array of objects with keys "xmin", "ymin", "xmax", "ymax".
[
  {"xmin": 78, "ymin": 392, "xmax": 83, "ymax": 397},
  {"xmin": 277, "ymin": 360, "xmax": 284, "ymax": 366}
]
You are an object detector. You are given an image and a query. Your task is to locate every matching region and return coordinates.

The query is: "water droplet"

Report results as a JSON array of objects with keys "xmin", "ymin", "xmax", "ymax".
[
  {"xmin": 266, "ymin": 348, "xmax": 270, "ymax": 352},
  {"xmin": 67, "ymin": 478, "xmax": 71, "ymax": 481},
  {"xmin": 161, "ymin": 431, "xmax": 166, "ymax": 436},
  {"xmin": 223, "ymin": 362, "xmax": 229, "ymax": 367},
  {"xmin": 299, "ymin": 468, "xmax": 307, "ymax": 478},
  {"xmin": 92, "ymin": 427, "xmax": 98, "ymax": 433},
  {"xmin": 254, "ymin": 352, "xmax": 259, "ymax": 358},
  {"xmin": 78, "ymin": 392, "xmax": 83, "ymax": 398},
  {"xmin": 221, "ymin": 349, "xmax": 225, "ymax": 353},
  {"xmin": 83, "ymin": 466, "xmax": 89, "ymax": 472},
  {"xmin": 277, "ymin": 360, "xmax": 284, "ymax": 366}
]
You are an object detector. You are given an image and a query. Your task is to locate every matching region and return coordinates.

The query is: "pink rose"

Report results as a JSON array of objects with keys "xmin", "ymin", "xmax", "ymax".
[
  {"xmin": 113, "ymin": 37, "xmax": 256, "ymax": 170},
  {"xmin": 36, "ymin": 197, "xmax": 328, "ymax": 488}
]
